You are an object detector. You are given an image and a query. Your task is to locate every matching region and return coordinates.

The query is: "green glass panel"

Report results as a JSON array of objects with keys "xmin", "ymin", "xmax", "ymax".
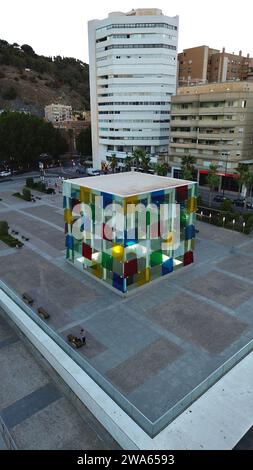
[
  {"xmin": 102, "ymin": 252, "xmax": 113, "ymax": 271},
  {"xmin": 146, "ymin": 211, "xmax": 150, "ymax": 226},
  {"xmin": 150, "ymin": 250, "xmax": 163, "ymax": 267}
]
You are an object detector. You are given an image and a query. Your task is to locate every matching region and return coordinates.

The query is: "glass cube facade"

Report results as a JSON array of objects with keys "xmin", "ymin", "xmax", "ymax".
[{"xmin": 63, "ymin": 178, "xmax": 197, "ymax": 294}]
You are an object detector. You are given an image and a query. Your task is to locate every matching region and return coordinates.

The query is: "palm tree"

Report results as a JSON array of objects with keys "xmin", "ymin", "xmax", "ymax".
[
  {"xmin": 155, "ymin": 162, "xmax": 170, "ymax": 176},
  {"xmin": 124, "ymin": 156, "xmax": 133, "ymax": 172},
  {"xmin": 140, "ymin": 154, "xmax": 151, "ymax": 173},
  {"xmin": 181, "ymin": 155, "xmax": 196, "ymax": 180},
  {"xmin": 207, "ymin": 164, "xmax": 220, "ymax": 206},
  {"xmin": 236, "ymin": 163, "xmax": 249, "ymax": 197},
  {"xmin": 110, "ymin": 154, "xmax": 118, "ymax": 173},
  {"xmin": 247, "ymin": 172, "xmax": 253, "ymax": 199},
  {"xmin": 132, "ymin": 148, "xmax": 145, "ymax": 170}
]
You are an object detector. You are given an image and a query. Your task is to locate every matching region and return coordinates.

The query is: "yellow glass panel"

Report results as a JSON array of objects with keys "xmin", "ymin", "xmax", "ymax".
[
  {"xmin": 136, "ymin": 268, "xmax": 150, "ymax": 286},
  {"xmin": 64, "ymin": 208, "xmax": 73, "ymax": 224},
  {"xmin": 80, "ymin": 186, "xmax": 90, "ymax": 203},
  {"xmin": 187, "ymin": 197, "xmax": 197, "ymax": 213},
  {"xmin": 91, "ymin": 263, "xmax": 103, "ymax": 279},
  {"xmin": 112, "ymin": 244, "xmax": 124, "ymax": 261},
  {"xmin": 124, "ymin": 195, "xmax": 139, "ymax": 214}
]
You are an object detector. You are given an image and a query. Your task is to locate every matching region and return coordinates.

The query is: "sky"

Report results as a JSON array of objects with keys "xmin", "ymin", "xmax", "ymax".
[{"xmin": 0, "ymin": 0, "xmax": 252, "ymax": 63}]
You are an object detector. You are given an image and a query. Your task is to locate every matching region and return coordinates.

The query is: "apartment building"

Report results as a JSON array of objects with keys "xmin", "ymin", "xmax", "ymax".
[
  {"xmin": 88, "ymin": 8, "xmax": 179, "ymax": 169},
  {"xmin": 45, "ymin": 104, "xmax": 73, "ymax": 123},
  {"xmin": 169, "ymin": 82, "xmax": 253, "ymax": 190},
  {"xmin": 178, "ymin": 46, "xmax": 253, "ymax": 86}
]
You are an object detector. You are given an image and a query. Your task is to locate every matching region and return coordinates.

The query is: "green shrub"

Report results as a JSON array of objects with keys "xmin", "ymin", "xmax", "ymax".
[
  {"xmin": 22, "ymin": 187, "xmax": 31, "ymax": 201},
  {"xmin": 220, "ymin": 199, "xmax": 233, "ymax": 212},
  {"xmin": 246, "ymin": 214, "xmax": 253, "ymax": 228},
  {"xmin": 46, "ymin": 187, "xmax": 55, "ymax": 194},
  {"xmin": 2, "ymin": 85, "xmax": 18, "ymax": 100},
  {"xmin": 36, "ymin": 182, "xmax": 46, "ymax": 192},
  {"xmin": 26, "ymin": 177, "xmax": 34, "ymax": 187},
  {"xmin": 0, "ymin": 220, "xmax": 8, "ymax": 235}
]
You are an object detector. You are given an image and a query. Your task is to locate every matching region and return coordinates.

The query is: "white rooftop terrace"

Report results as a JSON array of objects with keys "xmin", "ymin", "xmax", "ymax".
[{"xmin": 66, "ymin": 172, "xmax": 195, "ymax": 197}]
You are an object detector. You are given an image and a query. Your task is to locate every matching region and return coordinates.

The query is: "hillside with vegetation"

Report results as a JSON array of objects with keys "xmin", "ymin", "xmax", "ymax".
[{"xmin": 0, "ymin": 40, "xmax": 90, "ymax": 116}]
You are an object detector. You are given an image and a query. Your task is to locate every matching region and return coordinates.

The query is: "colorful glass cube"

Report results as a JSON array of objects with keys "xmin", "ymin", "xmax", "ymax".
[{"xmin": 63, "ymin": 173, "xmax": 197, "ymax": 294}]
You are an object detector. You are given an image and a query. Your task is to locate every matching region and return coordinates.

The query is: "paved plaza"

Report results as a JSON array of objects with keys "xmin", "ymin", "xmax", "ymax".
[
  {"xmin": 0, "ymin": 311, "xmax": 119, "ymax": 449},
  {"xmin": 1, "ymin": 177, "xmax": 253, "ymax": 435}
]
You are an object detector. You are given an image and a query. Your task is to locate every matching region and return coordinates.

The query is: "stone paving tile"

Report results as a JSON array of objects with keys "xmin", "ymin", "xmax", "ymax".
[
  {"xmin": 217, "ymin": 253, "xmax": 253, "ymax": 280},
  {"xmin": 0, "ymin": 341, "xmax": 50, "ymax": 410},
  {"xmin": 0, "ymin": 315, "xmax": 13, "ymax": 341},
  {"xmin": 5, "ymin": 211, "xmax": 64, "ymax": 251},
  {"xmin": 0, "ymin": 240, "xmax": 10, "ymax": 251},
  {"xmin": 0, "ymin": 435, "xmax": 7, "ymax": 449},
  {"xmin": 0, "ymin": 249, "xmax": 96, "ymax": 311},
  {"xmin": 62, "ymin": 327, "xmax": 107, "ymax": 359},
  {"xmin": 238, "ymin": 241, "xmax": 253, "ymax": 256},
  {"xmin": 22, "ymin": 205, "xmax": 63, "ymax": 227},
  {"xmin": 0, "ymin": 383, "xmax": 61, "ymax": 429},
  {"xmin": 82, "ymin": 305, "xmax": 160, "ymax": 362},
  {"xmin": 0, "ymin": 335, "xmax": 18, "ymax": 350},
  {"xmin": 0, "ymin": 312, "xmax": 120, "ymax": 450},
  {"xmin": 106, "ymin": 338, "xmax": 183, "ymax": 394},
  {"xmin": 184, "ymin": 270, "xmax": 253, "ymax": 309},
  {"xmin": 196, "ymin": 221, "xmax": 248, "ymax": 246},
  {"xmin": 11, "ymin": 396, "xmax": 118, "ymax": 450},
  {"xmin": 144, "ymin": 293, "xmax": 248, "ymax": 354}
]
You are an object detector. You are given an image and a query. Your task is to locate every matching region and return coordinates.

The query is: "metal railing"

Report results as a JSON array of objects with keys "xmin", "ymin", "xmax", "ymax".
[{"xmin": 1, "ymin": 279, "xmax": 253, "ymax": 437}]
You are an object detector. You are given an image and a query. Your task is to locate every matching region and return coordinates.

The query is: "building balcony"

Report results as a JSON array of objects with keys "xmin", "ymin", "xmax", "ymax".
[
  {"xmin": 171, "ymin": 109, "xmax": 199, "ymax": 115},
  {"xmin": 170, "ymin": 143, "xmax": 197, "ymax": 149},
  {"xmin": 197, "ymin": 133, "xmax": 236, "ymax": 140},
  {"xmin": 170, "ymin": 132, "xmax": 197, "ymax": 138}
]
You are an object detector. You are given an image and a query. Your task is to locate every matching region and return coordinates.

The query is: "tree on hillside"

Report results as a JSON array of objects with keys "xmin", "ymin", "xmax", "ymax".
[
  {"xmin": 21, "ymin": 44, "xmax": 35, "ymax": 55},
  {"xmin": 0, "ymin": 39, "xmax": 90, "ymax": 109},
  {"xmin": 0, "ymin": 111, "xmax": 67, "ymax": 169},
  {"xmin": 76, "ymin": 127, "xmax": 92, "ymax": 157}
]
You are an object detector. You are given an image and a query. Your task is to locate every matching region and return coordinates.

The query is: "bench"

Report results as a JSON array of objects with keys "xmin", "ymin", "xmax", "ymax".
[
  {"xmin": 37, "ymin": 307, "xmax": 50, "ymax": 320},
  {"xmin": 22, "ymin": 293, "xmax": 33, "ymax": 305},
  {"xmin": 67, "ymin": 334, "xmax": 83, "ymax": 349}
]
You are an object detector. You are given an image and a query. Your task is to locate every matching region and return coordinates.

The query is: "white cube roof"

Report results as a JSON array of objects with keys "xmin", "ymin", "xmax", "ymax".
[{"xmin": 67, "ymin": 172, "xmax": 195, "ymax": 197}]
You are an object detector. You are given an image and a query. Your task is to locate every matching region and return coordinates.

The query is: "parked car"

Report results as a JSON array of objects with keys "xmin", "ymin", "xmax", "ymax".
[
  {"xmin": 233, "ymin": 198, "xmax": 246, "ymax": 208},
  {"xmin": 213, "ymin": 195, "xmax": 231, "ymax": 203},
  {"xmin": 87, "ymin": 168, "xmax": 100, "ymax": 176},
  {"xmin": 0, "ymin": 170, "xmax": 12, "ymax": 177},
  {"xmin": 76, "ymin": 167, "xmax": 86, "ymax": 175}
]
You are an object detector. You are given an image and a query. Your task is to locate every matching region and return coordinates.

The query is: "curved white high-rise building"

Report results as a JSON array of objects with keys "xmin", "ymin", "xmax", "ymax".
[{"xmin": 88, "ymin": 8, "xmax": 179, "ymax": 169}]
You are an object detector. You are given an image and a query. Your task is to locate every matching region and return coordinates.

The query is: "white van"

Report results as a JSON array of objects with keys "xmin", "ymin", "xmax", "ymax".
[{"xmin": 87, "ymin": 168, "xmax": 100, "ymax": 176}]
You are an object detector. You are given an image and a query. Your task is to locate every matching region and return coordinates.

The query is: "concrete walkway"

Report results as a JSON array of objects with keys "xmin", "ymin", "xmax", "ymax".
[{"xmin": 0, "ymin": 310, "xmax": 120, "ymax": 450}]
